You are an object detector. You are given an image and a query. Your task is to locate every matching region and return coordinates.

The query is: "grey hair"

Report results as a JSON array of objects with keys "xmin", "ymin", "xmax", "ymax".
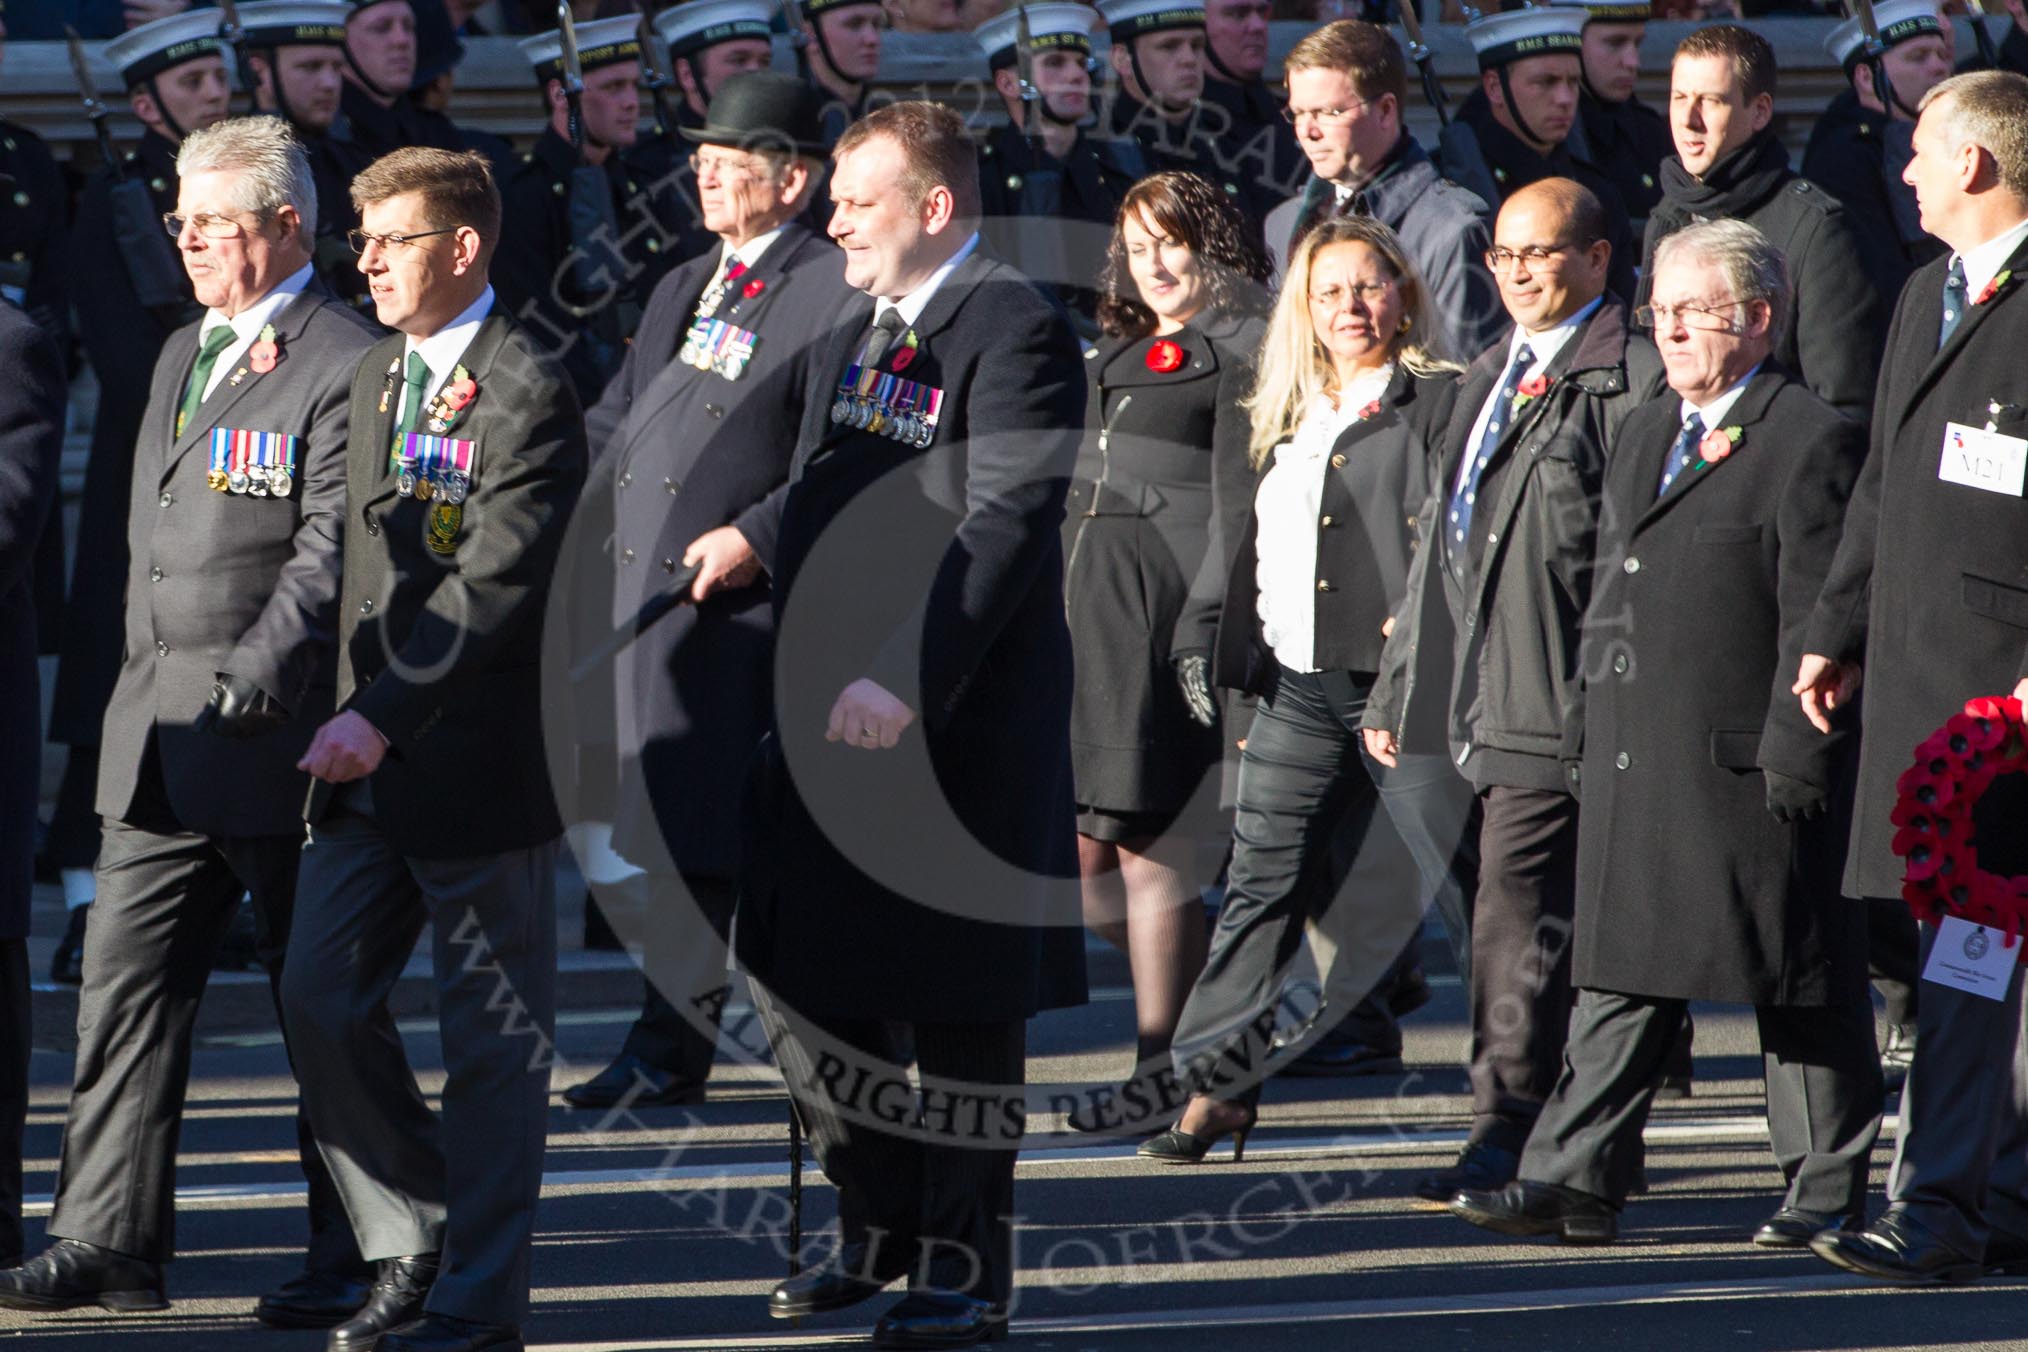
[
  {"xmin": 1652, "ymin": 217, "xmax": 1791, "ymax": 349},
  {"xmin": 176, "ymin": 115, "xmax": 319, "ymax": 239},
  {"xmin": 1919, "ymin": 70, "xmax": 2028, "ymax": 199}
]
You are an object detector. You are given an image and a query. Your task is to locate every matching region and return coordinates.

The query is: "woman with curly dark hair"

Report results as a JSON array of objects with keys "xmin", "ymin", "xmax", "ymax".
[{"xmin": 1064, "ymin": 171, "xmax": 1271, "ymax": 1101}]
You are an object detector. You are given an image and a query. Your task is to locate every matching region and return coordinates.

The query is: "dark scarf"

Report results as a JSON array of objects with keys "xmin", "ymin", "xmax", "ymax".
[
  {"xmin": 1286, "ymin": 133, "xmax": 1411, "ymax": 258},
  {"xmin": 1653, "ymin": 129, "xmax": 1792, "ymax": 238}
]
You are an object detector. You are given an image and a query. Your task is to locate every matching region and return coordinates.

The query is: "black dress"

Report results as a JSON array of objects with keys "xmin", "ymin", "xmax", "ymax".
[{"xmin": 1063, "ymin": 311, "xmax": 1260, "ymax": 839}]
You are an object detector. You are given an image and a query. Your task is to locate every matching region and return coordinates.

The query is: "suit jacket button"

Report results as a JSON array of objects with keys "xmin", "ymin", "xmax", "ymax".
[
  {"xmin": 159, "ymin": 492, "xmax": 173, "ymax": 508},
  {"xmin": 1612, "ymin": 653, "xmax": 1628, "ymax": 674},
  {"xmin": 1615, "ymin": 751, "xmax": 1632, "ymax": 770},
  {"xmin": 155, "ymin": 640, "xmax": 169, "ymax": 657},
  {"xmin": 619, "ymin": 471, "xmax": 633, "ymax": 488},
  {"xmin": 360, "ymin": 598, "xmax": 375, "ymax": 615},
  {"xmin": 149, "ymin": 566, "xmax": 163, "ymax": 582},
  {"xmin": 706, "ymin": 404, "xmax": 723, "ymax": 418},
  {"xmin": 662, "ymin": 557, "xmax": 677, "ymax": 574},
  {"xmin": 622, "ymin": 548, "xmax": 636, "ymax": 563},
  {"xmin": 1316, "ymin": 579, "xmax": 1331, "ymax": 591},
  {"xmin": 365, "ymin": 517, "xmax": 380, "ymax": 536},
  {"xmin": 1406, "ymin": 514, "xmax": 1416, "ymax": 528},
  {"xmin": 1623, "ymin": 556, "xmax": 1640, "ymax": 574},
  {"xmin": 664, "ymin": 477, "xmax": 679, "ymax": 494},
  {"xmin": 1319, "ymin": 514, "xmax": 1334, "ymax": 526},
  {"xmin": 1330, "ymin": 453, "xmax": 1346, "ymax": 468}
]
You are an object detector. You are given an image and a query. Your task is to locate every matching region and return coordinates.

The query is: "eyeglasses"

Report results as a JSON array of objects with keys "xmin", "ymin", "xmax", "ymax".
[
  {"xmin": 162, "ymin": 212, "xmax": 254, "ymax": 240},
  {"xmin": 1309, "ymin": 280, "xmax": 1396, "ymax": 310},
  {"xmin": 688, "ymin": 151, "xmax": 772, "ymax": 182},
  {"xmin": 1483, "ymin": 243, "xmax": 1579, "ymax": 271},
  {"xmin": 346, "ymin": 227, "xmax": 458, "ymax": 255},
  {"xmin": 1281, "ymin": 98, "xmax": 1374, "ymax": 127},
  {"xmin": 1633, "ymin": 300, "xmax": 1746, "ymax": 333}
]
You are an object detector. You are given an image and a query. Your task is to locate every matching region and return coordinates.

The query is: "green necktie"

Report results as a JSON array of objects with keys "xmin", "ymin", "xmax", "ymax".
[
  {"xmin": 396, "ymin": 350, "xmax": 432, "ymax": 440},
  {"xmin": 176, "ymin": 324, "xmax": 239, "ymax": 439}
]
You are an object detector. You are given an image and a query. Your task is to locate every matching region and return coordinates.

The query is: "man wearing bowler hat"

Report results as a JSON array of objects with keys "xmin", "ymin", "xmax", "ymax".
[{"xmin": 562, "ymin": 72, "xmax": 857, "ymax": 1112}]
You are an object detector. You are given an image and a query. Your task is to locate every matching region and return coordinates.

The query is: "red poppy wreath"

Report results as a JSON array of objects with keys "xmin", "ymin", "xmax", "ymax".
[{"xmin": 1891, "ymin": 696, "xmax": 2028, "ymax": 958}]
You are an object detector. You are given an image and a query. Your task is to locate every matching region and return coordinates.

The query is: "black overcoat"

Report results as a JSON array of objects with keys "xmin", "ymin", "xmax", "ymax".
[
  {"xmin": 97, "ymin": 283, "xmax": 375, "ymax": 838},
  {"xmin": 1573, "ymin": 366, "xmax": 1867, "ymax": 1005},
  {"xmin": 0, "ymin": 307, "xmax": 64, "ymax": 938},
  {"xmin": 583, "ymin": 222, "xmax": 856, "ymax": 875},
  {"xmin": 311, "ymin": 312, "xmax": 587, "ymax": 857},
  {"xmin": 1064, "ymin": 314, "xmax": 1256, "ymax": 815},
  {"xmin": 735, "ymin": 244, "xmax": 1091, "ymax": 1024},
  {"xmin": 1807, "ymin": 238, "xmax": 2028, "ymax": 900}
]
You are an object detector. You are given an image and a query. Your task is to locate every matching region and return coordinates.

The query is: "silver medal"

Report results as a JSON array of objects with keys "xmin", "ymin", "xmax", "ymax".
[
  {"xmin": 445, "ymin": 471, "xmax": 469, "ymax": 504},
  {"xmin": 227, "ymin": 468, "xmax": 249, "ymax": 494},
  {"xmin": 270, "ymin": 469, "xmax": 293, "ymax": 498}
]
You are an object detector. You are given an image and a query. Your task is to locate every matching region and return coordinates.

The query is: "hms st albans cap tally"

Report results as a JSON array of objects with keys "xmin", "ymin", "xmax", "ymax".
[
  {"xmin": 656, "ymin": 0, "xmax": 775, "ymax": 59},
  {"xmin": 1547, "ymin": 0, "xmax": 1652, "ymax": 25},
  {"xmin": 1465, "ymin": 5, "xmax": 1587, "ymax": 71},
  {"xmin": 518, "ymin": 16, "xmax": 643, "ymax": 82},
  {"xmin": 1825, "ymin": 0, "xmax": 1945, "ymax": 70},
  {"xmin": 235, "ymin": 1, "xmax": 352, "ymax": 47},
  {"xmin": 974, "ymin": 3, "xmax": 1096, "ymax": 71},
  {"xmin": 103, "ymin": 9, "xmax": 228, "ymax": 86},
  {"xmin": 1095, "ymin": 0, "xmax": 1203, "ymax": 46}
]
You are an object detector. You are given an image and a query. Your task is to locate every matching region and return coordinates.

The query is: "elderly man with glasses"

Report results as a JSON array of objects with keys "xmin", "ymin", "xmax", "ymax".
[
  {"xmin": 0, "ymin": 115, "xmax": 379, "ymax": 1327},
  {"xmin": 1446, "ymin": 216, "xmax": 1883, "ymax": 1250}
]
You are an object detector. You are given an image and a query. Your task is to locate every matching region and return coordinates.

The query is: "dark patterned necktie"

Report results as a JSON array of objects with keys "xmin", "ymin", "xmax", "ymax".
[
  {"xmin": 1940, "ymin": 257, "xmax": 1968, "ymax": 349},
  {"xmin": 1449, "ymin": 349, "xmax": 1530, "ymax": 552},
  {"xmin": 1656, "ymin": 412, "xmax": 1705, "ymax": 499},
  {"xmin": 858, "ymin": 306, "xmax": 906, "ymax": 367}
]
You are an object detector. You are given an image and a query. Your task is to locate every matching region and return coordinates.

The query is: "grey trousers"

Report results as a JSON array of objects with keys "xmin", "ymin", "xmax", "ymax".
[
  {"xmin": 1522, "ymin": 987, "xmax": 1882, "ymax": 1213},
  {"xmin": 1888, "ymin": 923, "xmax": 2028, "ymax": 1258},
  {"xmin": 282, "ymin": 796, "xmax": 557, "ymax": 1325}
]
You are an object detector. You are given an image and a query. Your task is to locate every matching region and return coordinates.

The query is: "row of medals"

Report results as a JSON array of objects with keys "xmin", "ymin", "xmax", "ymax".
[
  {"xmin": 396, "ymin": 468, "xmax": 471, "ymax": 504},
  {"xmin": 208, "ymin": 466, "xmax": 292, "ymax": 497},
  {"xmin": 832, "ymin": 393, "xmax": 933, "ymax": 448},
  {"xmin": 677, "ymin": 334, "xmax": 751, "ymax": 381}
]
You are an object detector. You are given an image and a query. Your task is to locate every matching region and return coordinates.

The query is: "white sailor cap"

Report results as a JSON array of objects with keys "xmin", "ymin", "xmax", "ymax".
[
  {"xmin": 1546, "ymin": 0, "xmax": 1652, "ymax": 24},
  {"xmin": 1465, "ymin": 5, "xmax": 1586, "ymax": 71},
  {"xmin": 974, "ymin": 3, "xmax": 1096, "ymax": 70},
  {"xmin": 1094, "ymin": 0, "xmax": 1202, "ymax": 46},
  {"xmin": 518, "ymin": 16, "xmax": 643, "ymax": 83},
  {"xmin": 103, "ymin": 8, "xmax": 228, "ymax": 87},
  {"xmin": 1825, "ymin": 0, "xmax": 1944, "ymax": 70},
  {"xmin": 655, "ymin": 0, "xmax": 774, "ymax": 59},
  {"xmin": 236, "ymin": 1, "xmax": 352, "ymax": 48}
]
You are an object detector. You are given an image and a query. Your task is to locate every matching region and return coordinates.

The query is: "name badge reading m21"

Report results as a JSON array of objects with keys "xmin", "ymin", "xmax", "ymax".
[{"xmin": 1939, "ymin": 421, "xmax": 2028, "ymax": 498}]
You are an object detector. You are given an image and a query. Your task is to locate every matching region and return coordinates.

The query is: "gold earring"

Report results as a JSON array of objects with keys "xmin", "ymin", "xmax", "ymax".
[{"xmin": 1399, "ymin": 314, "xmax": 1412, "ymax": 332}]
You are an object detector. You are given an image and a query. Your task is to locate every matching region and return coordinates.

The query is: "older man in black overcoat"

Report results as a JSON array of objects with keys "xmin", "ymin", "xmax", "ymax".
[
  {"xmin": 1450, "ymin": 218, "xmax": 1883, "ymax": 1249},
  {"xmin": 737, "ymin": 101, "xmax": 1087, "ymax": 1350},
  {"xmin": 560, "ymin": 72, "xmax": 858, "ymax": 1111},
  {"xmin": 1802, "ymin": 70, "xmax": 2028, "ymax": 1288}
]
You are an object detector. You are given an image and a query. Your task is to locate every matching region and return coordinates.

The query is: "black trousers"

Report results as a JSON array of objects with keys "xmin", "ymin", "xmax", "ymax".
[
  {"xmin": 752, "ymin": 983, "xmax": 1025, "ymax": 1304},
  {"xmin": 47, "ymin": 804, "xmax": 361, "ymax": 1272},
  {"xmin": 0, "ymin": 939, "xmax": 26, "ymax": 1264},
  {"xmin": 1868, "ymin": 896, "xmax": 1920, "ymax": 1031},
  {"xmin": 1467, "ymin": 784, "xmax": 1581, "ymax": 1150},
  {"xmin": 1521, "ymin": 987, "xmax": 1882, "ymax": 1212},
  {"xmin": 1168, "ymin": 668, "xmax": 1467, "ymax": 1102},
  {"xmin": 614, "ymin": 874, "xmax": 736, "ymax": 1082}
]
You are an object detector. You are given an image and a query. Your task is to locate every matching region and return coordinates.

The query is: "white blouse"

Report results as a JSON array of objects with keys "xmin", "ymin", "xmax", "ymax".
[{"xmin": 1253, "ymin": 364, "xmax": 1395, "ymax": 674}]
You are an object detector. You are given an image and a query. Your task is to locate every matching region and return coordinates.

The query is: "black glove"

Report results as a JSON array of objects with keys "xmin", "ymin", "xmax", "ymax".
[
  {"xmin": 1766, "ymin": 770, "xmax": 1829, "ymax": 824},
  {"xmin": 1174, "ymin": 653, "xmax": 1217, "ymax": 729},
  {"xmin": 192, "ymin": 674, "xmax": 291, "ymax": 739}
]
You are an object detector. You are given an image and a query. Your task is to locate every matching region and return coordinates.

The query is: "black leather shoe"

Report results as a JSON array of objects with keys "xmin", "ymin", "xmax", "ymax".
[
  {"xmin": 0, "ymin": 1238, "xmax": 167, "ymax": 1312},
  {"xmin": 1753, "ymin": 1206, "xmax": 1860, "ymax": 1249},
  {"xmin": 1451, "ymin": 1179, "xmax": 1618, "ymax": 1243},
  {"xmin": 48, "ymin": 904, "xmax": 87, "ymax": 986},
  {"xmin": 1881, "ymin": 1024, "xmax": 1915, "ymax": 1094},
  {"xmin": 1389, "ymin": 966, "xmax": 1433, "ymax": 1019},
  {"xmin": 380, "ymin": 1312, "xmax": 523, "ymax": 1351},
  {"xmin": 1810, "ymin": 1205, "xmax": 1982, "ymax": 1285},
  {"xmin": 1413, "ymin": 1141, "xmax": 1518, "ymax": 1202},
  {"xmin": 258, "ymin": 1266, "xmax": 375, "ymax": 1328},
  {"xmin": 769, "ymin": 1242, "xmax": 911, "ymax": 1318},
  {"xmin": 872, "ymin": 1290, "xmax": 1009, "ymax": 1348},
  {"xmin": 329, "ymin": 1254, "xmax": 438, "ymax": 1350},
  {"xmin": 561, "ymin": 1053, "xmax": 705, "ymax": 1109},
  {"xmin": 1984, "ymin": 1230, "xmax": 2028, "ymax": 1276},
  {"xmin": 1281, "ymin": 1040, "xmax": 1405, "ymax": 1078}
]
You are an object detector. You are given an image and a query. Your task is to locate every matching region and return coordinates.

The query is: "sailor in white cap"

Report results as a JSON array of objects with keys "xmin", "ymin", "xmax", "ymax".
[
  {"xmin": 974, "ymin": 2, "xmax": 1145, "ymax": 325},
  {"xmin": 103, "ymin": 8, "xmax": 233, "ymax": 146},
  {"xmin": 656, "ymin": 0, "xmax": 776, "ymax": 131},
  {"xmin": 1443, "ymin": 4, "xmax": 1635, "ymax": 301},
  {"xmin": 1802, "ymin": 0, "xmax": 1954, "ymax": 301},
  {"xmin": 791, "ymin": 0, "xmax": 889, "ymax": 140},
  {"xmin": 341, "ymin": 0, "xmax": 467, "ymax": 158},
  {"xmin": 1550, "ymin": 0, "xmax": 1670, "ymax": 231},
  {"xmin": 494, "ymin": 16, "xmax": 664, "ymax": 404}
]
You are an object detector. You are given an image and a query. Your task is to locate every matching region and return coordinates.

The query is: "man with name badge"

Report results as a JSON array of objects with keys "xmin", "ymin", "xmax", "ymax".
[{"xmin": 1801, "ymin": 70, "xmax": 2028, "ymax": 1288}]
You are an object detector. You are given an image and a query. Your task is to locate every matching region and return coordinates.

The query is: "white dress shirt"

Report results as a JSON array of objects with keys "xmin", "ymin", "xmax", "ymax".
[
  {"xmin": 1678, "ymin": 361, "xmax": 1761, "ymax": 433},
  {"xmin": 396, "ymin": 285, "xmax": 495, "ymax": 427},
  {"xmin": 1254, "ymin": 364, "xmax": 1396, "ymax": 674},
  {"xmin": 717, "ymin": 225, "xmax": 784, "ymax": 277},
  {"xmin": 196, "ymin": 262, "xmax": 316, "ymax": 400},
  {"xmin": 1454, "ymin": 294, "xmax": 1604, "ymax": 502},
  {"xmin": 1953, "ymin": 216, "xmax": 2028, "ymax": 302},
  {"xmin": 878, "ymin": 231, "xmax": 981, "ymax": 330}
]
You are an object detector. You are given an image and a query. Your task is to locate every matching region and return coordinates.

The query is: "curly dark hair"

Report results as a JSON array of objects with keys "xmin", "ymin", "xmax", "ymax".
[{"xmin": 1096, "ymin": 172, "xmax": 1273, "ymax": 339}]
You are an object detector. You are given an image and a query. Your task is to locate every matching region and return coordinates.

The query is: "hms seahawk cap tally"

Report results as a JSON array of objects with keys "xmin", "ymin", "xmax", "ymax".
[
  {"xmin": 1825, "ymin": 0, "xmax": 1944, "ymax": 71},
  {"xmin": 1465, "ymin": 4, "xmax": 1586, "ymax": 71},
  {"xmin": 518, "ymin": 15, "xmax": 643, "ymax": 83},
  {"xmin": 974, "ymin": 2, "xmax": 1096, "ymax": 71},
  {"xmin": 1095, "ymin": 0, "xmax": 1203, "ymax": 46},
  {"xmin": 1547, "ymin": 0, "xmax": 1652, "ymax": 25},
  {"xmin": 235, "ymin": 0, "xmax": 352, "ymax": 47},
  {"xmin": 656, "ymin": 0, "xmax": 774, "ymax": 60},
  {"xmin": 103, "ymin": 8, "xmax": 228, "ymax": 87}
]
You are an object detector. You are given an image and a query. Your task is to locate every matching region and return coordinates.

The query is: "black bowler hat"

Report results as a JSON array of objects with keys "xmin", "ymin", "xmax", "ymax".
[{"xmin": 680, "ymin": 71, "xmax": 830, "ymax": 158}]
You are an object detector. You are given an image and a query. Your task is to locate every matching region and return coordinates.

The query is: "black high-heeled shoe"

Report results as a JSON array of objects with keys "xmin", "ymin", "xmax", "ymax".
[{"xmin": 1137, "ymin": 1100, "xmax": 1258, "ymax": 1164}]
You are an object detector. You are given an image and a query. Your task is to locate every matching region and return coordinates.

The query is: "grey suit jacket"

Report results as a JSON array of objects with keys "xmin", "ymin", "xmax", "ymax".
[{"xmin": 97, "ymin": 281, "xmax": 378, "ymax": 838}]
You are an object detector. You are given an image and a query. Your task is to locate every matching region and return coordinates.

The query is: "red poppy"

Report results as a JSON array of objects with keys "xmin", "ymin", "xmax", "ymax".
[
  {"xmin": 1516, "ymin": 373, "xmax": 1550, "ymax": 400},
  {"xmin": 743, "ymin": 278, "xmax": 765, "ymax": 298},
  {"xmin": 443, "ymin": 377, "xmax": 477, "ymax": 411},
  {"xmin": 1358, "ymin": 399, "xmax": 1383, "ymax": 420},
  {"xmin": 1975, "ymin": 269, "xmax": 2013, "ymax": 306},
  {"xmin": 891, "ymin": 345, "xmax": 916, "ymax": 373},
  {"xmin": 249, "ymin": 341, "xmax": 279, "ymax": 374},
  {"xmin": 1146, "ymin": 340, "xmax": 1185, "ymax": 373}
]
